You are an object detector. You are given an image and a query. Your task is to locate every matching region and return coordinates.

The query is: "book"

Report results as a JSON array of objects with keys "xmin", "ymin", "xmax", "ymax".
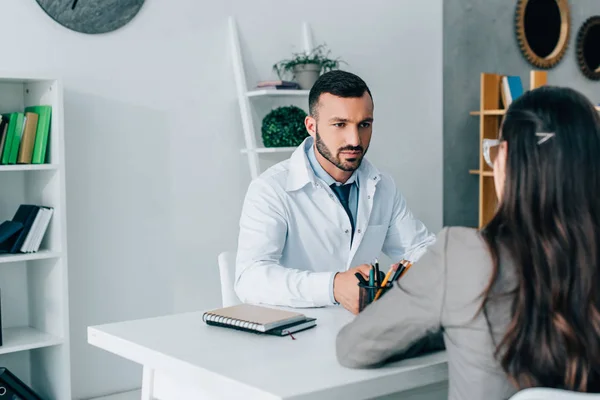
[
  {"xmin": 0, "ymin": 288, "xmax": 3, "ymax": 346},
  {"xmin": 0, "ymin": 205, "xmax": 40, "ymax": 254},
  {"xmin": 7, "ymin": 113, "xmax": 25, "ymax": 164},
  {"xmin": 265, "ymin": 318, "xmax": 317, "ymax": 336},
  {"xmin": 0, "ymin": 221, "xmax": 24, "ymax": 246},
  {"xmin": 0, "ymin": 367, "xmax": 43, "ymax": 399},
  {"xmin": 1, "ymin": 113, "xmax": 18, "ymax": 165},
  {"xmin": 202, "ymin": 304, "xmax": 312, "ymax": 333},
  {"xmin": 23, "ymin": 105, "xmax": 51, "ymax": 164},
  {"xmin": 501, "ymin": 76, "xmax": 524, "ymax": 108},
  {"xmin": 17, "ymin": 112, "xmax": 39, "ymax": 164},
  {"xmin": 0, "ymin": 117, "xmax": 7, "ymax": 159}
]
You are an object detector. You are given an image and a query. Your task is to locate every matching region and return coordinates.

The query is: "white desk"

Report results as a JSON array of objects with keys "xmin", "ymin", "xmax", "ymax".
[{"xmin": 88, "ymin": 307, "xmax": 448, "ymax": 400}]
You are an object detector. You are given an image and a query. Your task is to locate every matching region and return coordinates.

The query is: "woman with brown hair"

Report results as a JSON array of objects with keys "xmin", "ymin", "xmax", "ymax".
[{"xmin": 336, "ymin": 86, "xmax": 600, "ymax": 399}]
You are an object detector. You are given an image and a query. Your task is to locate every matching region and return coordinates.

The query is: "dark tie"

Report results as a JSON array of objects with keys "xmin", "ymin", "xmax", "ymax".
[{"xmin": 330, "ymin": 183, "xmax": 355, "ymax": 239}]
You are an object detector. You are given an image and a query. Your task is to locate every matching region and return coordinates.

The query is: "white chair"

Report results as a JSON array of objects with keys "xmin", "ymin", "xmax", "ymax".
[
  {"xmin": 217, "ymin": 250, "xmax": 241, "ymax": 307},
  {"xmin": 510, "ymin": 388, "xmax": 600, "ymax": 399}
]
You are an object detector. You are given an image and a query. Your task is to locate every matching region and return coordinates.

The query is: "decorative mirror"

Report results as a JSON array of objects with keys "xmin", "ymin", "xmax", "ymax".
[
  {"xmin": 576, "ymin": 16, "xmax": 600, "ymax": 80},
  {"xmin": 515, "ymin": 0, "xmax": 570, "ymax": 69},
  {"xmin": 35, "ymin": 0, "xmax": 145, "ymax": 34}
]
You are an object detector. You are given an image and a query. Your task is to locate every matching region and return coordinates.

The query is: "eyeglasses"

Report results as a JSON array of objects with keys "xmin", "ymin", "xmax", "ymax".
[
  {"xmin": 483, "ymin": 139, "xmax": 501, "ymax": 169},
  {"xmin": 482, "ymin": 133, "xmax": 555, "ymax": 169}
]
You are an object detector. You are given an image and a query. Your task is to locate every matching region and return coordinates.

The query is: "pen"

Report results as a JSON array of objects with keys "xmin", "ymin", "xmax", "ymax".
[
  {"xmin": 374, "ymin": 259, "xmax": 380, "ymax": 288},
  {"xmin": 398, "ymin": 262, "xmax": 413, "ymax": 279},
  {"xmin": 391, "ymin": 262, "xmax": 406, "ymax": 282},
  {"xmin": 369, "ymin": 268, "xmax": 375, "ymax": 303},
  {"xmin": 374, "ymin": 264, "xmax": 397, "ymax": 301}
]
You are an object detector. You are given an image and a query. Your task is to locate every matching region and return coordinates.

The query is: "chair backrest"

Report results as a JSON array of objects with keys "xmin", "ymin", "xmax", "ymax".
[
  {"xmin": 510, "ymin": 388, "xmax": 600, "ymax": 400},
  {"xmin": 217, "ymin": 251, "xmax": 241, "ymax": 307}
]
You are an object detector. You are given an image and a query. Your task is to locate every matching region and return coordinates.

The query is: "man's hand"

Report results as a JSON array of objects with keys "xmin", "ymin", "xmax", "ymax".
[{"xmin": 334, "ymin": 264, "xmax": 372, "ymax": 314}]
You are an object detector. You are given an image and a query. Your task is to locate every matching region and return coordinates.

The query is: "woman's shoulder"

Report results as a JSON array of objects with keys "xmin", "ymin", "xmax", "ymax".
[
  {"xmin": 435, "ymin": 226, "xmax": 486, "ymax": 248},
  {"xmin": 436, "ymin": 226, "xmax": 493, "ymax": 273}
]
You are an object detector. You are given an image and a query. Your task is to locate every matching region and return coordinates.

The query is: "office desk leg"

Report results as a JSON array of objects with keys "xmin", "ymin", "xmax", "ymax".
[{"xmin": 141, "ymin": 367, "xmax": 155, "ymax": 400}]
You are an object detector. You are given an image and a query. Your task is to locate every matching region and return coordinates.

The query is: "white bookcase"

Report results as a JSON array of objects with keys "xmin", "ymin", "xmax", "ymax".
[
  {"xmin": 229, "ymin": 17, "xmax": 313, "ymax": 180},
  {"xmin": 0, "ymin": 75, "xmax": 71, "ymax": 399}
]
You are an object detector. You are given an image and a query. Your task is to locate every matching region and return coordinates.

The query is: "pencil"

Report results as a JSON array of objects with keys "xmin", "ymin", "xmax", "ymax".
[{"xmin": 374, "ymin": 264, "xmax": 397, "ymax": 301}]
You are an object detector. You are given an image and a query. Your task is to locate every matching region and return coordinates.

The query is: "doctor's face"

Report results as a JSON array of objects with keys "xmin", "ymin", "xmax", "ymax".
[{"xmin": 306, "ymin": 92, "xmax": 373, "ymax": 172}]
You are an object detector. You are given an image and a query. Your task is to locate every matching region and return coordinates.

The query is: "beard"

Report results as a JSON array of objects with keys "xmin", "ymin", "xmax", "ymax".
[{"xmin": 315, "ymin": 128, "xmax": 366, "ymax": 172}]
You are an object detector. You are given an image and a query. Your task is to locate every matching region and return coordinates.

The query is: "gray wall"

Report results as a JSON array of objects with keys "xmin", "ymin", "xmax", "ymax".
[{"xmin": 444, "ymin": 0, "xmax": 600, "ymax": 227}]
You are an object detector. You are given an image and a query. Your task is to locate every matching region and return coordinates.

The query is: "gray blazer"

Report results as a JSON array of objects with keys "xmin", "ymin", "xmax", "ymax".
[{"xmin": 336, "ymin": 227, "xmax": 518, "ymax": 400}]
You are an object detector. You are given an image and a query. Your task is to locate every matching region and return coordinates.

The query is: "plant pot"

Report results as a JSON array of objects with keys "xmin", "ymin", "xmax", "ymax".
[{"xmin": 293, "ymin": 63, "xmax": 321, "ymax": 90}]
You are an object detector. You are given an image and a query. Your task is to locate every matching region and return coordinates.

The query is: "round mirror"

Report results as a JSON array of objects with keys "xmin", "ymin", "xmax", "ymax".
[
  {"xmin": 576, "ymin": 16, "xmax": 600, "ymax": 80},
  {"xmin": 515, "ymin": 0, "xmax": 570, "ymax": 68}
]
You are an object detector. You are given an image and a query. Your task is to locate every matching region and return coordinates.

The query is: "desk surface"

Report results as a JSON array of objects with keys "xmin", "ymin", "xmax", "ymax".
[{"xmin": 88, "ymin": 306, "xmax": 448, "ymax": 400}]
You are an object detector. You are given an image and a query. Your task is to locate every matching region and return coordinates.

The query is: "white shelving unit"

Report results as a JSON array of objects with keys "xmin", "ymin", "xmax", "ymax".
[
  {"xmin": 0, "ymin": 75, "xmax": 71, "ymax": 399},
  {"xmin": 229, "ymin": 16, "xmax": 313, "ymax": 180}
]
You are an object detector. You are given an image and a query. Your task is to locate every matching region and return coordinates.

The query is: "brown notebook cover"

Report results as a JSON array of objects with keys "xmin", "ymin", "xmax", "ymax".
[
  {"xmin": 17, "ymin": 112, "xmax": 38, "ymax": 164},
  {"xmin": 202, "ymin": 304, "xmax": 306, "ymax": 332}
]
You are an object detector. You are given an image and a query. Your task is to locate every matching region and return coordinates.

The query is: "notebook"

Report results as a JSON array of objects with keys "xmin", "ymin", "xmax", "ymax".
[{"xmin": 202, "ymin": 304, "xmax": 314, "ymax": 334}]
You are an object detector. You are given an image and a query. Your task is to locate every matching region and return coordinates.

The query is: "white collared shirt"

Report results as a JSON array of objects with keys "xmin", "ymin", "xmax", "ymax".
[{"xmin": 234, "ymin": 137, "xmax": 436, "ymax": 308}]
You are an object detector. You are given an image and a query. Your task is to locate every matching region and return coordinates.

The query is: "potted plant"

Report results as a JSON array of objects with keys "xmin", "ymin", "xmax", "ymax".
[
  {"xmin": 273, "ymin": 44, "xmax": 345, "ymax": 90},
  {"xmin": 261, "ymin": 106, "xmax": 308, "ymax": 147}
]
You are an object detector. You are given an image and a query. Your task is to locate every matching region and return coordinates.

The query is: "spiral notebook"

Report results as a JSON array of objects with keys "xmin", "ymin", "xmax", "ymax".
[{"xmin": 202, "ymin": 304, "xmax": 314, "ymax": 334}]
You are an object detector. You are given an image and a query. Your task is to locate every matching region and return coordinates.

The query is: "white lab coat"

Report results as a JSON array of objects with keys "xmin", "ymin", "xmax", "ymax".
[{"xmin": 234, "ymin": 137, "xmax": 436, "ymax": 308}]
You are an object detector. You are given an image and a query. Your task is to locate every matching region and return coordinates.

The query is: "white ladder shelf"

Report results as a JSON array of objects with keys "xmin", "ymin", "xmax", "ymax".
[{"xmin": 228, "ymin": 16, "xmax": 313, "ymax": 180}]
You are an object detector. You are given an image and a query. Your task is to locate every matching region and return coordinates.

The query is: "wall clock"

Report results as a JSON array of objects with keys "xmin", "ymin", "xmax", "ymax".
[
  {"xmin": 35, "ymin": 0, "xmax": 145, "ymax": 34},
  {"xmin": 515, "ymin": 0, "xmax": 570, "ymax": 69}
]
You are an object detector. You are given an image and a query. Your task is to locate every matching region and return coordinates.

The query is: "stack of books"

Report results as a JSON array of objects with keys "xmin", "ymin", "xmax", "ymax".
[
  {"xmin": 0, "ymin": 204, "xmax": 54, "ymax": 254},
  {"xmin": 255, "ymin": 80, "xmax": 300, "ymax": 90},
  {"xmin": 0, "ymin": 105, "xmax": 51, "ymax": 165}
]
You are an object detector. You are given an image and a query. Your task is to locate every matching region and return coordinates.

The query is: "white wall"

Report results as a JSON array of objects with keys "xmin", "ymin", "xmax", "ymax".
[{"xmin": 0, "ymin": 0, "xmax": 442, "ymax": 398}]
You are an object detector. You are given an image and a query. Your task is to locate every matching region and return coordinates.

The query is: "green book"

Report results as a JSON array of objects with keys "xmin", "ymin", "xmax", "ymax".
[
  {"xmin": 24, "ymin": 105, "xmax": 51, "ymax": 164},
  {"xmin": 1, "ymin": 113, "xmax": 18, "ymax": 165},
  {"xmin": 7, "ymin": 113, "xmax": 25, "ymax": 164}
]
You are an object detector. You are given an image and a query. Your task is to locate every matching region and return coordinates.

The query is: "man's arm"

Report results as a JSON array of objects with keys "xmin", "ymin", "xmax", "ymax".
[
  {"xmin": 382, "ymin": 183, "xmax": 436, "ymax": 263},
  {"xmin": 336, "ymin": 228, "xmax": 448, "ymax": 369},
  {"xmin": 234, "ymin": 178, "xmax": 335, "ymax": 308}
]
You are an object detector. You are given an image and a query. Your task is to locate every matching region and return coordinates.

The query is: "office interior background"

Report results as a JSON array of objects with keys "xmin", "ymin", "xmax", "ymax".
[{"xmin": 0, "ymin": 0, "xmax": 598, "ymax": 399}]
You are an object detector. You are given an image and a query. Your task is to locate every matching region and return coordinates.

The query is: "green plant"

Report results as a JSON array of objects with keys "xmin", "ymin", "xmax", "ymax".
[
  {"xmin": 261, "ymin": 106, "xmax": 308, "ymax": 147},
  {"xmin": 273, "ymin": 43, "xmax": 345, "ymax": 79}
]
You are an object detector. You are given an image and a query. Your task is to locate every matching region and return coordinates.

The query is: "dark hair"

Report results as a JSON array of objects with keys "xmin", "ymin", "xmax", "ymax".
[
  {"xmin": 308, "ymin": 70, "xmax": 373, "ymax": 117},
  {"xmin": 480, "ymin": 86, "xmax": 600, "ymax": 391}
]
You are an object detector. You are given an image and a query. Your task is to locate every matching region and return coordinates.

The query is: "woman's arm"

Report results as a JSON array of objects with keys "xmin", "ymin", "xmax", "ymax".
[{"xmin": 335, "ymin": 227, "xmax": 449, "ymax": 368}]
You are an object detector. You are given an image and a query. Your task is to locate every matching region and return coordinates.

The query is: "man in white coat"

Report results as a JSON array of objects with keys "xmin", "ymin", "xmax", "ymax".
[{"xmin": 234, "ymin": 70, "xmax": 435, "ymax": 314}]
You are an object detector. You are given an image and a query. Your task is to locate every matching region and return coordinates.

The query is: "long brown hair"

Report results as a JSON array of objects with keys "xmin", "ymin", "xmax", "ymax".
[{"xmin": 480, "ymin": 86, "xmax": 600, "ymax": 391}]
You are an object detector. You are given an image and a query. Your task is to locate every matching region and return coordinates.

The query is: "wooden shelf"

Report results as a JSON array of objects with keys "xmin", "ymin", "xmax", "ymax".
[
  {"xmin": 246, "ymin": 89, "xmax": 309, "ymax": 97},
  {"xmin": 470, "ymin": 110, "xmax": 506, "ymax": 116},
  {"xmin": 0, "ymin": 250, "xmax": 61, "ymax": 264},
  {"xmin": 0, "ymin": 327, "xmax": 63, "ymax": 355},
  {"xmin": 240, "ymin": 147, "xmax": 297, "ymax": 154},
  {"xmin": 0, "ymin": 164, "xmax": 58, "ymax": 172},
  {"xmin": 469, "ymin": 169, "xmax": 493, "ymax": 177}
]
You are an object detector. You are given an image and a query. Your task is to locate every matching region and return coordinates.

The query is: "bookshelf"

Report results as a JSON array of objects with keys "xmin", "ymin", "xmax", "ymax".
[
  {"xmin": 469, "ymin": 71, "xmax": 600, "ymax": 228},
  {"xmin": 229, "ymin": 16, "xmax": 313, "ymax": 180},
  {"xmin": 469, "ymin": 71, "xmax": 548, "ymax": 228},
  {"xmin": 0, "ymin": 75, "xmax": 71, "ymax": 399}
]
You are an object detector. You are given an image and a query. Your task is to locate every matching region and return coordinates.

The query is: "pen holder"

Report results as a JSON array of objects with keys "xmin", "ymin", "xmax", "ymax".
[{"xmin": 358, "ymin": 281, "xmax": 393, "ymax": 313}]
